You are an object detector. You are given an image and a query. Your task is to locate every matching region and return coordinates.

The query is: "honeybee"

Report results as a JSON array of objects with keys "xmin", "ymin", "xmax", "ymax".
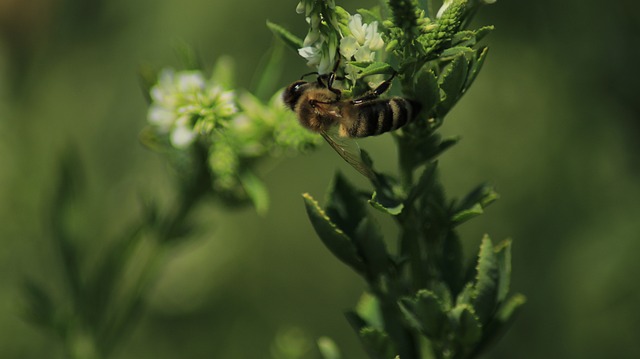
[{"xmin": 283, "ymin": 69, "xmax": 421, "ymax": 178}]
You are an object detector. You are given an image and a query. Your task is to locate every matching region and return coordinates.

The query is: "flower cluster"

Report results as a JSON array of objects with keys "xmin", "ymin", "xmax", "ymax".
[
  {"xmin": 296, "ymin": 0, "xmax": 340, "ymax": 74},
  {"xmin": 145, "ymin": 66, "xmax": 321, "ymax": 197},
  {"xmin": 296, "ymin": 3, "xmax": 385, "ymax": 82},
  {"xmin": 147, "ymin": 69, "xmax": 237, "ymax": 149},
  {"xmin": 339, "ymin": 14, "xmax": 384, "ymax": 62}
]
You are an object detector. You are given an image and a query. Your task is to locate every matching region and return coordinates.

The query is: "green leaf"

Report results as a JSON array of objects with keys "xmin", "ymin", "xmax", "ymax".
[
  {"xmin": 451, "ymin": 203, "xmax": 484, "ymax": 224},
  {"xmin": 399, "ymin": 289, "xmax": 447, "ymax": 336},
  {"xmin": 412, "ymin": 65, "xmax": 440, "ymax": 116},
  {"xmin": 472, "ymin": 294, "xmax": 526, "ymax": 357},
  {"xmin": 325, "ymin": 173, "xmax": 368, "ymax": 238},
  {"xmin": 495, "ymin": 239, "xmax": 512, "ymax": 304},
  {"xmin": 451, "ymin": 30, "xmax": 477, "ymax": 47},
  {"xmin": 369, "ymin": 191, "xmax": 404, "ymax": 215},
  {"xmin": 451, "ymin": 184, "xmax": 499, "ymax": 226},
  {"xmin": 474, "ymin": 25, "xmax": 494, "ymax": 42},
  {"xmin": 354, "ymin": 62, "xmax": 396, "ymax": 78},
  {"xmin": 266, "ymin": 20, "xmax": 304, "ymax": 52},
  {"xmin": 440, "ymin": 46, "xmax": 475, "ymax": 59},
  {"xmin": 354, "ymin": 218, "xmax": 389, "ymax": 280},
  {"xmin": 436, "ymin": 54, "xmax": 469, "ymax": 117},
  {"xmin": 472, "ymin": 235, "xmax": 499, "ymax": 324},
  {"xmin": 464, "ymin": 46, "xmax": 489, "ymax": 92},
  {"xmin": 451, "ymin": 304, "xmax": 482, "ymax": 347},
  {"xmin": 239, "ymin": 170, "xmax": 269, "ymax": 215},
  {"xmin": 303, "ymin": 193, "xmax": 365, "ymax": 274}
]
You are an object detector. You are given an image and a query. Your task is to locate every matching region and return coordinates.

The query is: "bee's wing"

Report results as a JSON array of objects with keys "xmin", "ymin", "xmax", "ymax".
[{"xmin": 320, "ymin": 131, "xmax": 375, "ymax": 180}]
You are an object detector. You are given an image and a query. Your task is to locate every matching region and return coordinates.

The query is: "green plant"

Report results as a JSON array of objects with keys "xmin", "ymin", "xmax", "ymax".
[
  {"xmin": 269, "ymin": 0, "xmax": 525, "ymax": 358},
  {"xmin": 22, "ymin": 1, "xmax": 524, "ymax": 358}
]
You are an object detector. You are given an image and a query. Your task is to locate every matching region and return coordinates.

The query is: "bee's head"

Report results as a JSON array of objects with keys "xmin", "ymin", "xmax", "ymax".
[{"xmin": 282, "ymin": 80, "xmax": 311, "ymax": 110}]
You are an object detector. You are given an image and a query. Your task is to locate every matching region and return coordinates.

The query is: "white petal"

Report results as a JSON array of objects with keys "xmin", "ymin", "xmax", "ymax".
[
  {"xmin": 176, "ymin": 72, "xmax": 205, "ymax": 92},
  {"xmin": 148, "ymin": 105, "xmax": 175, "ymax": 130},
  {"xmin": 354, "ymin": 47, "xmax": 374, "ymax": 62},
  {"xmin": 171, "ymin": 124, "xmax": 196, "ymax": 148},
  {"xmin": 339, "ymin": 36, "xmax": 358, "ymax": 59},
  {"xmin": 348, "ymin": 14, "xmax": 366, "ymax": 44}
]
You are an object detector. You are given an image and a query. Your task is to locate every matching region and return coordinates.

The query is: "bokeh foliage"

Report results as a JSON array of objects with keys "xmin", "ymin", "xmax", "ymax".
[{"xmin": 1, "ymin": 0, "xmax": 639, "ymax": 358}]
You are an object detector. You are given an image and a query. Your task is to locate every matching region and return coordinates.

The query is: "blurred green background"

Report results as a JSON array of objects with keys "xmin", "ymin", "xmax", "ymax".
[{"xmin": 1, "ymin": 0, "xmax": 639, "ymax": 358}]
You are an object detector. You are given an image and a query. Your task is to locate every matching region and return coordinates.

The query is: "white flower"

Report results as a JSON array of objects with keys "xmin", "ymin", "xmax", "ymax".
[
  {"xmin": 339, "ymin": 14, "xmax": 385, "ymax": 67},
  {"xmin": 298, "ymin": 43, "xmax": 334, "ymax": 74},
  {"xmin": 146, "ymin": 68, "xmax": 238, "ymax": 149},
  {"xmin": 170, "ymin": 115, "xmax": 196, "ymax": 148}
]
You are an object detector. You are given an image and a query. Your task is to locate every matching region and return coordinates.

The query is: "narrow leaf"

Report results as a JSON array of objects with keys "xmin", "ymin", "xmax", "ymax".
[
  {"xmin": 354, "ymin": 62, "xmax": 395, "ymax": 78},
  {"xmin": 266, "ymin": 21, "xmax": 304, "ymax": 52},
  {"xmin": 464, "ymin": 46, "xmax": 489, "ymax": 92},
  {"xmin": 473, "ymin": 235, "xmax": 499, "ymax": 324},
  {"xmin": 369, "ymin": 191, "xmax": 404, "ymax": 215},
  {"xmin": 495, "ymin": 239, "xmax": 512, "ymax": 304}
]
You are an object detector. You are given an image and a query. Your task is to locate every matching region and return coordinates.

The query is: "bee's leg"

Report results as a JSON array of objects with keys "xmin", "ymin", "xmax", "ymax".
[
  {"xmin": 325, "ymin": 52, "xmax": 343, "ymax": 99},
  {"xmin": 351, "ymin": 71, "xmax": 398, "ymax": 104}
]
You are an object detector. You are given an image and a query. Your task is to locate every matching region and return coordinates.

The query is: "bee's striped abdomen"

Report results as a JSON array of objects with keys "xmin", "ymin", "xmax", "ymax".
[{"xmin": 347, "ymin": 98, "xmax": 420, "ymax": 138}]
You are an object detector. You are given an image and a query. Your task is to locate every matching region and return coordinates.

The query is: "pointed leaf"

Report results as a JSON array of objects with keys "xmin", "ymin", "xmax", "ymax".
[
  {"xmin": 354, "ymin": 62, "xmax": 395, "ymax": 78},
  {"xmin": 464, "ymin": 47, "xmax": 489, "ymax": 92},
  {"xmin": 451, "ymin": 30, "xmax": 477, "ymax": 47},
  {"xmin": 440, "ymin": 46, "xmax": 475, "ymax": 59},
  {"xmin": 303, "ymin": 193, "xmax": 365, "ymax": 274},
  {"xmin": 495, "ymin": 239, "xmax": 512, "ymax": 304},
  {"xmin": 474, "ymin": 26, "xmax": 494, "ymax": 42},
  {"xmin": 436, "ymin": 54, "xmax": 469, "ymax": 116},
  {"xmin": 452, "ymin": 184, "xmax": 499, "ymax": 226},
  {"xmin": 472, "ymin": 235, "xmax": 499, "ymax": 324},
  {"xmin": 369, "ymin": 191, "xmax": 404, "ymax": 215},
  {"xmin": 325, "ymin": 173, "xmax": 368, "ymax": 238},
  {"xmin": 266, "ymin": 21, "xmax": 304, "ymax": 52}
]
